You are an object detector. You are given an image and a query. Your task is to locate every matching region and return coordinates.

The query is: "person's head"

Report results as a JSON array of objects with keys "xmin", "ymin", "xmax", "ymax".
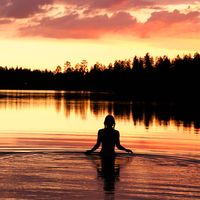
[{"xmin": 104, "ymin": 115, "xmax": 115, "ymax": 128}]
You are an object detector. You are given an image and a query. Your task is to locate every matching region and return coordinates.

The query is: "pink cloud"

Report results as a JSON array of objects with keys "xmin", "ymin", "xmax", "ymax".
[
  {"xmin": 134, "ymin": 10, "xmax": 200, "ymax": 38},
  {"xmin": 18, "ymin": 8, "xmax": 200, "ymax": 39},
  {"xmin": 1, "ymin": 0, "xmax": 199, "ymax": 21},
  {"xmin": 152, "ymin": 0, "xmax": 200, "ymax": 5},
  {"xmin": 19, "ymin": 12, "xmax": 136, "ymax": 38},
  {"xmin": 148, "ymin": 10, "xmax": 199, "ymax": 23},
  {"xmin": 0, "ymin": 0, "xmax": 199, "ymax": 40},
  {"xmin": 57, "ymin": 0, "xmax": 200, "ymax": 10},
  {"xmin": 58, "ymin": 0, "xmax": 154, "ymax": 10},
  {"xmin": 0, "ymin": 0, "xmax": 53, "ymax": 18},
  {"xmin": 0, "ymin": 18, "xmax": 12, "ymax": 24}
]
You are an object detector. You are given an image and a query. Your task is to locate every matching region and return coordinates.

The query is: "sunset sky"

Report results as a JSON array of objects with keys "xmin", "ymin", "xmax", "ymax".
[{"xmin": 0, "ymin": 0, "xmax": 199, "ymax": 71}]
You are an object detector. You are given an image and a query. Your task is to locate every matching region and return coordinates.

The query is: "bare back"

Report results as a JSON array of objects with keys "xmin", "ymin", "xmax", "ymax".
[{"xmin": 98, "ymin": 128, "xmax": 120, "ymax": 156}]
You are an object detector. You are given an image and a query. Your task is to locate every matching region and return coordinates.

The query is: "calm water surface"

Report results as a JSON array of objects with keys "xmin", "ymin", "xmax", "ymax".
[
  {"xmin": 0, "ymin": 90, "xmax": 200, "ymax": 199},
  {"xmin": 0, "ymin": 90, "xmax": 199, "ymax": 157}
]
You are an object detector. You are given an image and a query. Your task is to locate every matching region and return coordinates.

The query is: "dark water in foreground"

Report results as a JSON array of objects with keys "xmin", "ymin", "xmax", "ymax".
[
  {"xmin": 0, "ymin": 151, "xmax": 200, "ymax": 200},
  {"xmin": 0, "ymin": 90, "xmax": 200, "ymax": 199}
]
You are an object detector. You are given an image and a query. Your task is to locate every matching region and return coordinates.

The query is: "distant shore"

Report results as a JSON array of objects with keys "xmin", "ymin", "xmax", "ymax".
[{"xmin": 0, "ymin": 52, "xmax": 200, "ymax": 101}]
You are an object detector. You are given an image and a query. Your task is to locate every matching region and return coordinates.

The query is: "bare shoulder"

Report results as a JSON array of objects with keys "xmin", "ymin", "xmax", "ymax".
[
  {"xmin": 98, "ymin": 129, "xmax": 105, "ymax": 135},
  {"xmin": 98, "ymin": 128, "xmax": 104, "ymax": 133},
  {"xmin": 98, "ymin": 128, "xmax": 119, "ymax": 135},
  {"xmin": 113, "ymin": 129, "xmax": 119, "ymax": 135}
]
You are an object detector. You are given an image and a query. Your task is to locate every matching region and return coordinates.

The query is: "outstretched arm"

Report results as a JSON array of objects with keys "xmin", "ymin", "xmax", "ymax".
[
  {"xmin": 116, "ymin": 131, "xmax": 133, "ymax": 154},
  {"xmin": 85, "ymin": 131, "xmax": 101, "ymax": 154}
]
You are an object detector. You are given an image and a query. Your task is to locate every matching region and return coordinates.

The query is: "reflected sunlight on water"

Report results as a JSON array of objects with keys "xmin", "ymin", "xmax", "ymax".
[
  {"xmin": 1, "ymin": 90, "xmax": 200, "ymax": 200},
  {"xmin": 0, "ymin": 152, "xmax": 200, "ymax": 200},
  {"xmin": 0, "ymin": 90, "xmax": 200, "ymax": 157}
]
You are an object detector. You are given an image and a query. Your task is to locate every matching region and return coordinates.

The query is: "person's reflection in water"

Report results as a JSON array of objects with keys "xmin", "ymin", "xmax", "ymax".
[
  {"xmin": 87, "ymin": 153, "xmax": 133, "ymax": 199},
  {"xmin": 97, "ymin": 156, "xmax": 119, "ymax": 192}
]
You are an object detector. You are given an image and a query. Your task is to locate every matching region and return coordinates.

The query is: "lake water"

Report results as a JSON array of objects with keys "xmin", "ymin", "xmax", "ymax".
[
  {"xmin": 0, "ymin": 90, "xmax": 200, "ymax": 156},
  {"xmin": 0, "ymin": 90, "xmax": 200, "ymax": 199}
]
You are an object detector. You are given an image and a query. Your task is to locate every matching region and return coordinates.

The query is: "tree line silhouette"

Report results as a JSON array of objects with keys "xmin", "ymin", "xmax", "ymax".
[{"xmin": 0, "ymin": 52, "xmax": 199, "ymax": 100}]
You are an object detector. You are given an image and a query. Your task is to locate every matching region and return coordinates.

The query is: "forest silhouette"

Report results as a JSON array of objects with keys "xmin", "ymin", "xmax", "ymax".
[{"xmin": 0, "ymin": 52, "xmax": 199, "ymax": 101}]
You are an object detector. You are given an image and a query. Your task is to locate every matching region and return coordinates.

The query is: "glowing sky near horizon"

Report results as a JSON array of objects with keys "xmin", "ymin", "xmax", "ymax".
[{"xmin": 0, "ymin": 0, "xmax": 199, "ymax": 70}]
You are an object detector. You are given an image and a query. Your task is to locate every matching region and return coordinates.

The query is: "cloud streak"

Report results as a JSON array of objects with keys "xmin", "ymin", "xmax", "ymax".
[
  {"xmin": 58, "ymin": 0, "xmax": 200, "ymax": 10},
  {"xmin": 20, "ymin": 12, "xmax": 136, "ymax": 39},
  {"xmin": 19, "ymin": 9, "xmax": 200, "ymax": 39},
  {"xmin": 135, "ymin": 10, "xmax": 200, "ymax": 38},
  {"xmin": 1, "ymin": 0, "xmax": 199, "ymax": 19}
]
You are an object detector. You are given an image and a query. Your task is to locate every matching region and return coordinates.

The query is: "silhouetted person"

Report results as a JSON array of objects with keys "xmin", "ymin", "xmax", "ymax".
[{"xmin": 86, "ymin": 115, "xmax": 133, "ymax": 156}]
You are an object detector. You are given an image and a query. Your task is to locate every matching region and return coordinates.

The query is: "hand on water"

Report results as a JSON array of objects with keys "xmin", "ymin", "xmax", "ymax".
[
  {"xmin": 126, "ymin": 149, "xmax": 134, "ymax": 154},
  {"xmin": 85, "ymin": 150, "xmax": 93, "ymax": 154}
]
